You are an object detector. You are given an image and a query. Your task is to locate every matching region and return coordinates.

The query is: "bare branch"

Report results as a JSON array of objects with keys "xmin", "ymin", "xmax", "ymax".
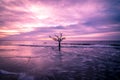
[
  {"xmin": 61, "ymin": 37, "xmax": 65, "ymax": 41},
  {"xmin": 52, "ymin": 38, "xmax": 58, "ymax": 41},
  {"xmin": 60, "ymin": 33, "xmax": 62, "ymax": 38},
  {"xmin": 55, "ymin": 35, "xmax": 59, "ymax": 38}
]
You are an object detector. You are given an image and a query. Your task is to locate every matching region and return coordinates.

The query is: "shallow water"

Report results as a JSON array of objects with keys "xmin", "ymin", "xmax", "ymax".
[{"xmin": 0, "ymin": 41, "xmax": 120, "ymax": 80}]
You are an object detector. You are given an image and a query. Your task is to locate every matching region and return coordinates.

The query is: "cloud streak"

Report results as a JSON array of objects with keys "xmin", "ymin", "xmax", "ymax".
[{"xmin": 0, "ymin": 0, "xmax": 120, "ymax": 40}]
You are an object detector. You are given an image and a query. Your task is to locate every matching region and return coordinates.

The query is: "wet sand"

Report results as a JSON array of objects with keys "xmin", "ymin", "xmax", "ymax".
[{"xmin": 0, "ymin": 41, "xmax": 120, "ymax": 80}]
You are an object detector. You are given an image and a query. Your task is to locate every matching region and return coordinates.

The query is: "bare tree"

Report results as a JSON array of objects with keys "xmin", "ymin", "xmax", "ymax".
[{"xmin": 49, "ymin": 33, "xmax": 65, "ymax": 51}]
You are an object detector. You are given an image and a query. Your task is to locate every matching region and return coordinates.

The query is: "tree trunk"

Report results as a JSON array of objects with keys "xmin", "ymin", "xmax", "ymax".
[{"xmin": 58, "ymin": 41, "xmax": 61, "ymax": 51}]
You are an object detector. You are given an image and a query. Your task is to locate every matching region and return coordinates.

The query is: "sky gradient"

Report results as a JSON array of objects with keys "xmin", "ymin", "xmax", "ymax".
[{"xmin": 0, "ymin": 0, "xmax": 120, "ymax": 41}]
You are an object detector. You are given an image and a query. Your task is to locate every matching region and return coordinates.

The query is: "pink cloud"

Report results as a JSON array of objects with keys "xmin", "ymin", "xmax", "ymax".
[{"xmin": 0, "ymin": 0, "xmax": 120, "ymax": 40}]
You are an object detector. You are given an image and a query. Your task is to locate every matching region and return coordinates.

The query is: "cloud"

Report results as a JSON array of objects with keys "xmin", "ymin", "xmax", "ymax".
[{"xmin": 0, "ymin": 0, "xmax": 120, "ymax": 40}]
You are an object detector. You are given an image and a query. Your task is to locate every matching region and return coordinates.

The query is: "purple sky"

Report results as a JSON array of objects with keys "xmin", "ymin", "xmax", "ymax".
[{"xmin": 0, "ymin": 0, "xmax": 120, "ymax": 41}]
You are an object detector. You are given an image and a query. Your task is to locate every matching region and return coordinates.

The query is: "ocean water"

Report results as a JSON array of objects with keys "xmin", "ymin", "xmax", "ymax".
[{"xmin": 0, "ymin": 40, "xmax": 120, "ymax": 80}]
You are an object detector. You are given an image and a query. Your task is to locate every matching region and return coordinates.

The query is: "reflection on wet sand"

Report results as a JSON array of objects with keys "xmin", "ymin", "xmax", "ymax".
[{"xmin": 0, "ymin": 41, "xmax": 120, "ymax": 80}]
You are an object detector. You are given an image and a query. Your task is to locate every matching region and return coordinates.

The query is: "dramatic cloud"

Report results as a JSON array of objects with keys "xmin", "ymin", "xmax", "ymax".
[{"xmin": 0, "ymin": 0, "xmax": 120, "ymax": 40}]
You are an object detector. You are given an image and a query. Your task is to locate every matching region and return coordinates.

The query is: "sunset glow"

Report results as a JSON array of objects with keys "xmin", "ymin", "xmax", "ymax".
[{"xmin": 0, "ymin": 0, "xmax": 120, "ymax": 40}]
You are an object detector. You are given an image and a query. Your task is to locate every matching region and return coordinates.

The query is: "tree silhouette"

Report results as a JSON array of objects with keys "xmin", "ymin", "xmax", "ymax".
[{"xmin": 49, "ymin": 33, "xmax": 65, "ymax": 51}]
